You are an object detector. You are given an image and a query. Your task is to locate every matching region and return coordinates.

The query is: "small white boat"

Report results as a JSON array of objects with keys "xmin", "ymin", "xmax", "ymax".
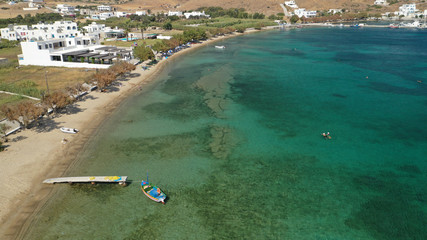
[
  {"xmin": 215, "ymin": 45, "xmax": 225, "ymax": 49},
  {"xmin": 60, "ymin": 127, "xmax": 79, "ymax": 134}
]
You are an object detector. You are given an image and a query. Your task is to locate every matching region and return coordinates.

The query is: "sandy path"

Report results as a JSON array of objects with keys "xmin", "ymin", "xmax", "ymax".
[{"xmin": 0, "ymin": 32, "xmax": 250, "ymax": 239}]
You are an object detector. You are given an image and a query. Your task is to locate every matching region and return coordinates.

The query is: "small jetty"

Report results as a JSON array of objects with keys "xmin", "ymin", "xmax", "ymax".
[{"xmin": 43, "ymin": 176, "xmax": 128, "ymax": 186}]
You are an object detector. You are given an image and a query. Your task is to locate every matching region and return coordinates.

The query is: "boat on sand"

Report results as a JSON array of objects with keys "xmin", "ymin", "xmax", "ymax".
[{"xmin": 60, "ymin": 127, "xmax": 79, "ymax": 134}]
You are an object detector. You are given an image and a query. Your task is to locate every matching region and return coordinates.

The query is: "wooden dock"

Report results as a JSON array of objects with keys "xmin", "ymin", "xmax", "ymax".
[{"xmin": 43, "ymin": 176, "xmax": 128, "ymax": 185}]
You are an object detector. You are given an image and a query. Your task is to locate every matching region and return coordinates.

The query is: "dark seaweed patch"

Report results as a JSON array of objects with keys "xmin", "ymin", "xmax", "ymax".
[
  {"xmin": 346, "ymin": 172, "xmax": 427, "ymax": 239},
  {"xmin": 398, "ymin": 165, "xmax": 422, "ymax": 175}
]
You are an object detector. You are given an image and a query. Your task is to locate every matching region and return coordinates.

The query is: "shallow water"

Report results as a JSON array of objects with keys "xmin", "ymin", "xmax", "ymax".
[{"xmin": 25, "ymin": 28, "xmax": 427, "ymax": 239}]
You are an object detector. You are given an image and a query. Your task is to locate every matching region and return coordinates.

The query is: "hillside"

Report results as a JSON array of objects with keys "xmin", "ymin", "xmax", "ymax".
[
  {"xmin": 112, "ymin": 0, "xmax": 426, "ymax": 14},
  {"xmin": 1, "ymin": 0, "xmax": 426, "ymax": 19}
]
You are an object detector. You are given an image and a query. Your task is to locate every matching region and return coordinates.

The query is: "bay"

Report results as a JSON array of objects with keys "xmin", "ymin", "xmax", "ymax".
[{"xmin": 25, "ymin": 27, "xmax": 427, "ymax": 240}]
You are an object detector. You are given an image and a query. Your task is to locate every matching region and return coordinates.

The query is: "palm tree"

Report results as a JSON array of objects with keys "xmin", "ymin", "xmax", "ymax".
[
  {"xmin": 139, "ymin": 23, "xmax": 147, "ymax": 40},
  {"xmin": 119, "ymin": 20, "xmax": 132, "ymax": 41}
]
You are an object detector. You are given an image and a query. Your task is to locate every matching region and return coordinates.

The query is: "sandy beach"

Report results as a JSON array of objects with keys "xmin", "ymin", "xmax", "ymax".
[{"xmin": 0, "ymin": 32, "xmax": 251, "ymax": 239}]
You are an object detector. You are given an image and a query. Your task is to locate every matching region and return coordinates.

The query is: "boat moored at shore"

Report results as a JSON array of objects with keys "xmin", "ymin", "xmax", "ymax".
[{"xmin": 60, "ymin": 127, "xmax": 79, "ymax": 134}]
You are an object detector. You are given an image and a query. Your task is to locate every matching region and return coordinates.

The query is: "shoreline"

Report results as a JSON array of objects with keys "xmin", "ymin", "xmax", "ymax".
[{"xmin": 0, "ymin": 30, "xmax": 255, "ymax": 239}]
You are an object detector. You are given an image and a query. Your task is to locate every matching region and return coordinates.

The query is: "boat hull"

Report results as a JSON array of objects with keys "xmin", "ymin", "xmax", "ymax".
[
  {"xmin": 60, "ymin": 127, "xmax": 79, "ymax": 134},
  {"xmin": 141, "ymin": 180, "xmax": 166, "ymax": 203}
]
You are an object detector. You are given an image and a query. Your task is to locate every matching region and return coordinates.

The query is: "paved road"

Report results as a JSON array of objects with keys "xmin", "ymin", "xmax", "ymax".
[{"xmin": 279, "ymin": 4, "xmax": 291, "ymax": 17}]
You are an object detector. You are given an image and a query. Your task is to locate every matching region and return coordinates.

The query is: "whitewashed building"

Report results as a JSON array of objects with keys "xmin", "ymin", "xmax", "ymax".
[
  {"xmin": 374, "ymin": 0, "xmax": 387, "ymax": 5},
  {"xmin": 91, "ymin": 12, "xmax": 114, "ymax": 20},
  {"xmin": 1, "ymin": 21, "xmax": 79, "ymax": 41},
  {"xmin": 135, "ymin": 11, "xmax": 146, "ymax": 16},
  {"xmin": 157, "ymin": 35, "xmax": 172, "ymax": 40},
  {"xmin": 115, "ymin": 12, "xmax": 128, "ymax": 18},
  {"xmin": 1, "ymin": 25, "xmax": 29, "ymax": 41},
  {"xmin": 56, "ymin": 4, "xmax": 75, "ymax": 14},
  {"xmin": 294, "ymin": 8, "xmax": 317, "ymax": 18},
  {"xmin": 398, "ymin": 4, "xmax": 418, "ymax": 17},
  {"xmin": 284, "ymin": 1, "xmax": 298, "ymax": 8},
  {"xmin": 17, "ymin": 36, "xmax": 131, "ymax": 69},
  {"xmin": 97, "ymin": 5, "xmax": 112, "ymax": 11},
  {"xmin": 184, "ymin": 11, "xmax": 209, "ymax": 19},
  {"xmin": 80, "ymin": 9, "xmax": 96, "ymax": 16},
  {"xmin": 168, "ymin": 11, "xmax": 183, "ymax": 17},
  {"xmin": 328, "ymin": 9, "xmax": 342, "ymax": 14},
  {"xmin": 82, "ymin": 22, "xmax": 105, "ymax": 34}
]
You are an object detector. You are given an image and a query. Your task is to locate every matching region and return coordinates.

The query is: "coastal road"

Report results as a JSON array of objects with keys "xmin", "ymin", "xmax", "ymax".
[{"xmin": 279, "ymin": 4, "xmax": 291, "ymax": 17}]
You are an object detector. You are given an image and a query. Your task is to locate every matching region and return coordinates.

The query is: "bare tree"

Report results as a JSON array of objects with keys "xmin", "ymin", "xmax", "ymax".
[
  {"xmin": 43, "ymin": 91, "xmax": 74, "ymax": 114},
  {"xmin": 1, "ymin": 102, "xmax": 44, "ymax": 128}
]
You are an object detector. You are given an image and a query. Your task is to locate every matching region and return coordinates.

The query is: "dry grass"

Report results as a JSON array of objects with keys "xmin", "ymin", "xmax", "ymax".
[
  {"xmin": 0, "ymin": 46, "xmax": 21, "ymax": 61},
  {"xmin": 0, "ymin": 2, "xmax": 52, "ymax": 19},
  {"xmin": 106, "ymin": 38, "xmax": 161, "ymax": 47},
  {"xmin": 0, "ymin": 66, "xmax": 94, "ymax": 92}
]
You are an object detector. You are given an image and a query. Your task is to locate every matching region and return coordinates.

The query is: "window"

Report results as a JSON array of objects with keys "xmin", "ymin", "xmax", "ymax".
[
  {"xmin": 49, "ymin": 44, "xmax": 52, "ymax": 48},
  {"xmin": 68, "ymin": 41, "xmax": 71, "ymax": 45},
  {"xmin": 45, "ymin": 44, "xmax": 48, "ymax": 48},
  {"xmin": 67, "ymin": 26, "xmax": 70, "ymax": 30},
  {"xmin": 51, "ymin": 56, "xmax": 61, "ymax": 61},
  {"xmin": 38, "ymin": 45, "xmax": 42, "ymax": 50},
  {"xmin": 77, "ymin": 41, "xmax": 81, "ymax": 45}
]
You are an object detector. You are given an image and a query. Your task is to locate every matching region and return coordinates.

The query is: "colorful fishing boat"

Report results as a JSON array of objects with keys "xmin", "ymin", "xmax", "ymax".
[{"xmin": 141, "ymin": 176, "xmax": 166, "ymax": 204}]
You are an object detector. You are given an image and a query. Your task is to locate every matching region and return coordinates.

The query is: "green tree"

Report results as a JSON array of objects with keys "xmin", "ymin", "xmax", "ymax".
[
  {"xmin": 163, "ymin": 22, "xmax": 172, "ymax": 30},
  {"xmin": 133, "ymin": 45, "xmax": 155, "ymax": 61},
  {"xmin": 290, "ymin": 15, "xmax": 300, "ymax": 24}
]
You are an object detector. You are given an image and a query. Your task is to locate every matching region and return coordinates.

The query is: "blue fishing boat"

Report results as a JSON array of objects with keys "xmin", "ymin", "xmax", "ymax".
[{"xmin": 141, "ymin": 175, "xmax": 166, "ymax": 204}]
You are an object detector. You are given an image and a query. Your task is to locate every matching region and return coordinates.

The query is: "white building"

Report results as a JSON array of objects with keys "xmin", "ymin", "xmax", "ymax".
[
  {"xmin": 82, "ymin": 22, "xmax": 105, "ymax": 34},
  {"xmin": 97, "ymin": 5, "xmax": 112, "ymax": 12},
  {"xmin": 18, "ymin": 36, "xmax": 131, "ymax": 69},
  {"xmin": 92, "ymin": 12, "xmax": 114, "ymax": 20},
  {"xmin": 56, "ymin": 4, "xmax": 75, "ymax": 14},
  {"xmin": 398, "ymin": 4, "xmax": 418, "ymax": 17},
  {"xmin": 328, "ymin": 9, "xmax": 342, "ymax": 14},
  {"xmin": 80, "ymin": 9, "xmax": 96, "ymax": 16},
  {"xmin": 168, "ymin": 11, "xmax": 183, "ymax": 17},
  {"xmin": 294, "ymin": 8, "xmax": 317, "ymax": 18},
  {"xmin": 103, "ymin": 27, "xmax": 125, "ymax": 38},
  {"xmin": 184, "ymin": 11, "xmax": 209, "ymax": 19},
  {"xmin": 1, "ymin": 21, "xmax": 79, "ymax": 41},
  {"xmin": 284, "ymin": 1, "xmax": 298, "ymax": 8},
  {"xmin": 1, "ymin": 25, "xmax": 29, "ymax": 41},
  {"xmin": 374, "ymin": 0, "xmax": 387, "ymax": 5},
  {"xmin": 115, "ymin": 12, "xmax": 128, "ymax": 18},
  {"xmin": 157, "ymin": 35, "xmax": 172, "ymax": 40},
  {"xmin": 135, "ymin": 11, "xmax": 146, "ymax": 16}
]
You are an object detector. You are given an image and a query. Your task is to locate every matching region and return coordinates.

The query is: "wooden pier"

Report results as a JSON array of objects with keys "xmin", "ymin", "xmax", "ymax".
[{"xmin": 43, "ymin": 176, "xmax": 128, "ymax": 185}]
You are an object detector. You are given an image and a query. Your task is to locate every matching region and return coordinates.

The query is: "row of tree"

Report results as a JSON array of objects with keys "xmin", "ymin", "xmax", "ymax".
[
  {"xmin": 150, "ymin": 28, "xmax": 207, "ymax": 53},
  {"xmin": 133, "ymin": 25, "xmax": 253, "ymax": 61},
  {"xmin": 198, "ymin": 7, "xmax": 266, "ymax": 19},
  {"xmin": 0, "ymin": 39, "xmax": 19, "ymax": 49},
  {"xmin": 0, "ymin": 13, "xmax": 63, "ymax": 28},
  {"xmin": 0, "ymin": 62, "xmax": 136, "ymax": 130}
]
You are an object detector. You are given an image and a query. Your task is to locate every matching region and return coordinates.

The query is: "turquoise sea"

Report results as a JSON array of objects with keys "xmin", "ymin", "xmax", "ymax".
[{"xmin": 24, "ymin": 28, "xmax": 427, "ymax": 239}]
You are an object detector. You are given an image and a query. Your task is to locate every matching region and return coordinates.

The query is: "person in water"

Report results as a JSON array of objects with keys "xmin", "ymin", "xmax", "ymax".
[{"xmin": 322, "ymin": 132, "xmax": 332, "ymax": 139}]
